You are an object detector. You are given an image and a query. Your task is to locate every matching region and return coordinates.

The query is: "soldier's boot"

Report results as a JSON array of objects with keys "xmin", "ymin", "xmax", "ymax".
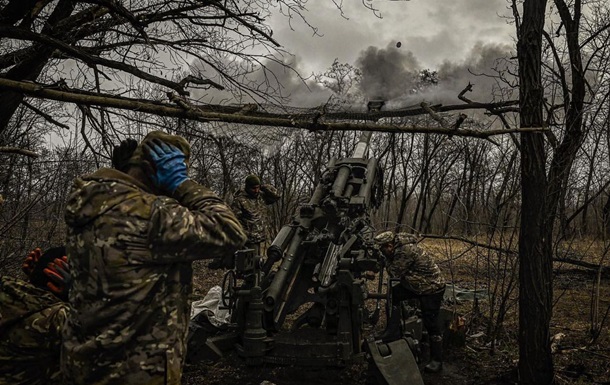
[
  {"xmin": 377, "ymin": 306, "xmax": 402, "ymax": 343},
  {"xmin": 424, "ymin": 335, "xmax": 443, "ymax": 373}
]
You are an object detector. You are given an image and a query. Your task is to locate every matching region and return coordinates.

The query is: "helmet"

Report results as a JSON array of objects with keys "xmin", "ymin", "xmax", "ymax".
[
  {"xmin": 245, "ymin": 174, "xmax": 261, "ymax": 188},
  {"xmin": 374, "ymin": 230, "xmax": 395, "ymax": 245}
]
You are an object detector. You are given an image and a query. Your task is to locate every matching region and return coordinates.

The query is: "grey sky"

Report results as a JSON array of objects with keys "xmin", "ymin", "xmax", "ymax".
[
  {"xmin": 269, "ymin": 0, "xmax": 515, "ymax": 74},
  {"xmin": 192, "ymin": 1, "xmax": 517, "ymax": 108},
  {"xmin": 245, "ymin": 0, "xmax": 518, "ymax": 108}
]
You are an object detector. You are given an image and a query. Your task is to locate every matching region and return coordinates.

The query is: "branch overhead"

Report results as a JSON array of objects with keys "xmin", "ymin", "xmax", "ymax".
[
  {"xmin": 0, "ymin": 78, "xmax": 546, "ymax": 140},
  {"xmin": 0, "ymin": 0, "xmax": 306, "ymax": 134},
  {"xmin": 0, "ymin": 146, "xmax": 39, "ymax": 158}
]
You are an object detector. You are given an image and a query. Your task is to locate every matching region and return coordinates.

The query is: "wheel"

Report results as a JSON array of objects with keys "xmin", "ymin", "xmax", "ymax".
[{"xmin": 221, "ymin": 270, "xmax": 237, "ymax": 308}]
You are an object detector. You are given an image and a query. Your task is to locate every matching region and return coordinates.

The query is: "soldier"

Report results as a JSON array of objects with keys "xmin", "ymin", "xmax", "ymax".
[
  {"xmin": 0, "ymin": 247, "xmax": 71, "ymax": 385},
  {"xmin": 231, "ymin": 174, "xmax": 281, "ymax": 255},
  {"xmin": 62, "ymin": 131, "xmax": 246, "ymax": 385},
  {"xmin": 374, "ymin": 231, "xmax": 446, "ymax": 373}
]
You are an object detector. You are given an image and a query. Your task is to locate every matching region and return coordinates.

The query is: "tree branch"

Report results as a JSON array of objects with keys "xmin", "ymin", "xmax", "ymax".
[
  {"xmin": 422, "ymin": 233, "xmax": 610, "ymax": 276},
  {"xmin": 22, "ymin": 100, "xmax": 70, "ymax": 129},
  {"xmin": 0, "ymin": 26, "xmax": 193, "ymax": 95},
  {"xmin": 421, "ymin": 101, "xmax": 449, "ymax": 129},
  {"xmin": 0, "ymin": 78, "xmax": 548, "ymax": 138},
  {"xmin": 554, "ymin": 258, "xmax": 610, "ymax": 276},
  {"xmin": 0, "ymin": 146, "xmax": 39, "ymax": 158}
]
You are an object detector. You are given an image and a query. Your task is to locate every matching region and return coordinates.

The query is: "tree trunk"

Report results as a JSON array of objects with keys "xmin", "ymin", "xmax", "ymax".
[
  {"xmin": 579, "ymin": 121, "xmax": 599, "ymax": 235},
  {"xmin": 0, "ymin": 0, "xmax": 76, "ymax": 131},
  {"xmin": 547, "ymin": 0, "xmax": 587, "ymax": 236},
  {"xmin": 517, "ymin": 0, "xmax": 554, "ymax": 384},
  {"xmin": 604, "ymin": 193, "xmax": 610, "ymax": 236}
]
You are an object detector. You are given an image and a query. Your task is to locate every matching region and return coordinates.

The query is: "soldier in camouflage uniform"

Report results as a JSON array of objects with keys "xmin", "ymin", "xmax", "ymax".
[
  {"xmin": 0, "ymin": 247, "xmax": 71, "ymax": 385},
  {"xmin": 231, "ymin": 174, "xmax": 281, "ymax": 256},
  {"xmin": 62, "ymin": 132, "xmax": 246, "ymax": 385},
  {"xmin": 374, "ymin": 231, "xmax": 446, "ymax": 373}
]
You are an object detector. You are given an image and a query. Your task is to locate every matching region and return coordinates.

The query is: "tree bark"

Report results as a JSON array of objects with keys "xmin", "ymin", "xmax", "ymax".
[
  {"xmin": 0, "ymin": 0, "xmax": 76, "ymax": 130},
  {"xmin": 547, "ymin": 0, "xmax": 586, "ymax": 236},
  {"xmin": 517, "ymin": 0, "xmax": 554, "ymax": 384}
]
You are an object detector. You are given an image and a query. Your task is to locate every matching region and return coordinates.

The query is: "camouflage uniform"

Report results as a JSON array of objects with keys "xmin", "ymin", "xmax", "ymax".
[
  {"xmin": 0, "ymin": 276, "xmax": 68, "ymax": 385},
  {"xmin": 62, "ymin": 168, "xmax": 246, "ymax": 385},
  {"xmin": 231, "ymin": 184, "xmax": 280, "ymax": 252},
  {"xmin": 376, "ymin": 231, "xmax": 445, "ymax": 337},
  {"xmin": 386, "ymin": 233, "xmax": 445, "ymax": 296}
]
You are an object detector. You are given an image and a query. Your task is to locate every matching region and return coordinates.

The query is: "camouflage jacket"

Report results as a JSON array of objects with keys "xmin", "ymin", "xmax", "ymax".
[
  {"xmin": 231, "ymin": 184, "xmax": 280, "ymax": 244},
  {"xmin": 386, "ymin": 233, "xmax": 445, "ymax": 295},
  {"xmin": 0, "ymin": 276, "xmax": 68, "ymax": 385},
  {"xmin": 62, "ymin": 168, "xmax": 246, "ymax": 385}
]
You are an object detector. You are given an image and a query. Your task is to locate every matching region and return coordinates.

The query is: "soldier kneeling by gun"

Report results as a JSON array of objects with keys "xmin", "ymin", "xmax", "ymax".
[{"xmin": 374, "ymin": 231, "xmax": 446, "ymax": 373}]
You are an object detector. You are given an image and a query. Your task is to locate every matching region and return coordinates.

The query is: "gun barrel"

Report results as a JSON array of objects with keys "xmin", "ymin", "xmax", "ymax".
[
  {"xmin": 268, "ymin": 224, "xmax": 296, "ymax": 254},
  {"xmin": 331, "ymin": 132, "xmax": 373, "ymax": 198},
  {"xmin": 264, "ymin": 228, "xmax": 305, "ymax": 312},
  {"xmin": 262, "ymin": 224, "xmax": 296, "ymax": 276},
  {"xmin": 357, "ymin": 158, "xmax": 379, "ymax": 207},
  {"xmin": 352, "ymin": 131, "xmax": 373, "ymax": 159},
  {"xmin": 330, "ymin": 165, "xmax": 351, "ymax": 198},
  {"xmin": 308, "ymin": 180, "xmax": 327, "ymax": 205},
  {"xmin": 262, "ymin": 131, "xmax": 377, "ymax": 324}
]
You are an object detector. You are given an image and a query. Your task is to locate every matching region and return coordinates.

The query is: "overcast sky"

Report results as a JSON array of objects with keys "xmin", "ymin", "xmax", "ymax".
[
  {"xmin": 255, "ymin": 0, "xmax": 518, "ymax": 107},
  {"xmin": 270, "ymin": 0, "xmax": 515, "ymax": 73}
]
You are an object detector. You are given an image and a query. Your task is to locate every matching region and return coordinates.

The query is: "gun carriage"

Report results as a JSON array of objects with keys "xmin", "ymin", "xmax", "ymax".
[{"xmin": 191, "ymin": 132, "xmax": 424, "ymax": 385}]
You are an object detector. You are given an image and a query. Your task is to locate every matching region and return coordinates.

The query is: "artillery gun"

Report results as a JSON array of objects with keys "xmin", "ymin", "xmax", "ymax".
[{"xmin": 190, "ymin": 132, "xmax": 424, "ymax": 385}]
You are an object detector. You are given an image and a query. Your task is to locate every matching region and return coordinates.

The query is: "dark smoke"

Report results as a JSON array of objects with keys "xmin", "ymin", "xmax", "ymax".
[
  {"xmin": 354, "ymin": 41, "xmax": 515, "ymax": 107},
  {"xmin": 356, "ymin": 42, "xmax": 421, "ymax": 101},
  {"xmin": 192, "ymin": 41, "xmax": 515, "ymax": 110},
  {"xmin": 436, "ymin": 42, "xmax": 516, "ymax": 103}
]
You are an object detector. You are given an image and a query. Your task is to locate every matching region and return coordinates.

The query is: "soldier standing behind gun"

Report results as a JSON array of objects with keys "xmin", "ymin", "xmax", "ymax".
[
  {"xmin": 374, "ymin": 231, "xmax": 446, "ymax": 373},
  {"xmin": 231, "ymin": 174, "xmax": 281, "ymax": 256},
  {"xmin": 61, "ymin": 132, "xmax": 246, "ymax": 385}
]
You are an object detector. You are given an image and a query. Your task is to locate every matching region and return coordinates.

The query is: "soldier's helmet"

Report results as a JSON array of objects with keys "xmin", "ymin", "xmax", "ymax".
[
  {"xmin": 245, "ymin": 174, "xmax": 261, "ymax": 188},
  {"xmin": 132, "ymin": 131, "xmax": 192, "ymax": 168},
  {"xmin": 396, "ymin": 232, "xmax": 419, "ymax": 244},
  {"xmin": 374, "ymin": 231, "xmax": 395, "ymax": 246}
]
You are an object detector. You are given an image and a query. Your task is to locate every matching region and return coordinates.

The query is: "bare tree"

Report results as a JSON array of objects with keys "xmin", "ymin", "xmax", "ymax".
[
  {"xmin": 0, "ymin": 0, "xmax": 330, "ymax": 147},
  {"xmin": 516, "ymin": 0, "xmax": 554, "ymax": 384}
]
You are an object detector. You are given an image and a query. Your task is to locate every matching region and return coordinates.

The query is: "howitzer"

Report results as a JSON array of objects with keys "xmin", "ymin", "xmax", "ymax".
[
  {"xmin": 260, "ymin": 132, "xmax": 382, "ymax": 338},
  {"xmin": 191, "ymin": 132, "xmax": 424, "ymax": 384}
]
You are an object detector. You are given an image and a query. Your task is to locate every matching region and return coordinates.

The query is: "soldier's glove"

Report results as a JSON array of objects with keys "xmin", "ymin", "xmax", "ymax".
[
  {"xmin": 143, "ymin": 139, "xmax": 188, "ymax": 194},
  {"xmin": 22, "ymin": 248, "xmax": 42, "ymax": 279},
  {"xmin": 44, "ymin": 256, "xmax": 71, "ymax": 299}
]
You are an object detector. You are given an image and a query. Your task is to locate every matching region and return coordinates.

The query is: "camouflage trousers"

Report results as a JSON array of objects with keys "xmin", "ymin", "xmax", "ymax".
[{"xmin": 391, "ymin": 284, "xmax": 445, "ymax": 336}]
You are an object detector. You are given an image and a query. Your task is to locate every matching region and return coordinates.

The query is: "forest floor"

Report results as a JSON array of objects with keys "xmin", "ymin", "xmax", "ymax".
[{"xmin": 183, "ymin": 239, "xmax": 610, "ymax": 385}]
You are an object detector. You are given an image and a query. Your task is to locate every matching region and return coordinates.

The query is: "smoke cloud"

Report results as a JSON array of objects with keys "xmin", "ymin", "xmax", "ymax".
[
  {"xmin": 435, "ymin": 42, "xmax": 516, "ymax": 102},
  {"xmin": 189, "ymin": 54, "xmax": 332, "ymax": 108},
  {"xmin": 260, "ymin": 56, "xmax": 332, "ymax": 107},
  {"xmin": 353, "ymin": 41, "xmax": 515, "ymax": 108},
  {"xmin": 192, "ymin": 41, "xmax": 516, "ymax": 111},
  {"xmin": 356, "ymin": 42, "xmax": 421, "ymax": 101}
]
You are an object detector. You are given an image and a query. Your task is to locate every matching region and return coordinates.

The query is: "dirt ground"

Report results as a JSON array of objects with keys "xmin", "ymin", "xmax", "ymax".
[{"xmin": 184, "ymin": 240, "xmax": 610, "ymax": 385}]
